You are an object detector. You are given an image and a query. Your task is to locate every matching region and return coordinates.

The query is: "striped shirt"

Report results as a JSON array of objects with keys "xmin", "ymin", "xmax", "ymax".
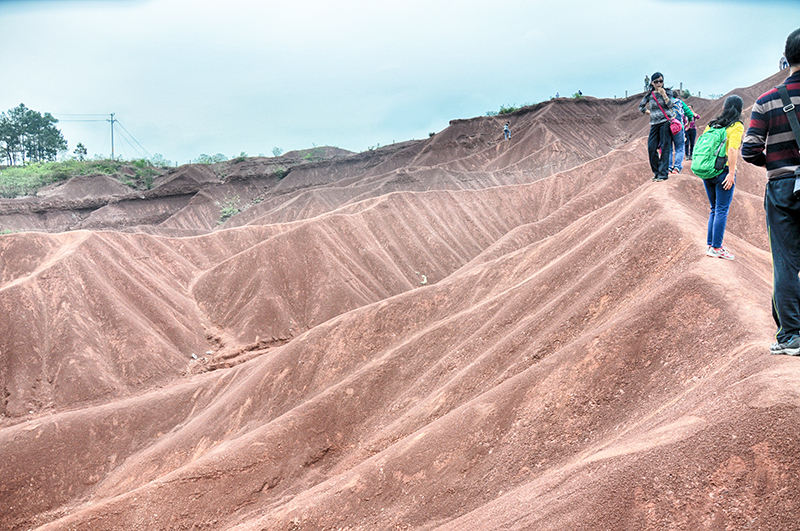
[{"xmin": 742, "ymin": 71, "xmax": 800, "ymax": 180}]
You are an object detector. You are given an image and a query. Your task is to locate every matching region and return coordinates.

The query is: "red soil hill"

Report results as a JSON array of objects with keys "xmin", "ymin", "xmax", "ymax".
[{"xmin": 2, "ymin": 71, "xmax": 798, "ymax": 531}]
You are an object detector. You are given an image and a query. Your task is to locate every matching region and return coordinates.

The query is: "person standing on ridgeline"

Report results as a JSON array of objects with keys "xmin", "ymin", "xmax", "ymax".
[
  {"xmin": 503, "ymin": 122, "xmax": 511, "ymax": 140},
  {"xmin": 701, "ymin": 95, "xmax": 744, "ymax": 261},
  {"xmin": 644, "ymin": 75, "xmax": 650, "ymax": 91},
  {"xmin": 685, "ymin": 104, "xmax": 699, "ymax": 160},
  {"xmin": 639, "ymin": 72, "xmax": 674, "ymax": 181},
  {"xmin": 742, "ymin": 27, "xmax": 800, "ymax": 356},
  {"xmin": 668, "ymin": 92, "xmax": 696, "ymax": 174}
]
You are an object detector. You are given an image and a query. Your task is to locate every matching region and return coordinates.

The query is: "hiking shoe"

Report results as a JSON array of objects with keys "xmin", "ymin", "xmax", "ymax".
[
  {"xmin": 707, "ymin": 247, "xmax": 734, "ymax": 260},
  {"xmin": 652, "ymin": 176, "xmax": 668, "ymax": 182},
  {"xmin": 771, "ymin": 337, "xmax": 800, "ymax": 356}
]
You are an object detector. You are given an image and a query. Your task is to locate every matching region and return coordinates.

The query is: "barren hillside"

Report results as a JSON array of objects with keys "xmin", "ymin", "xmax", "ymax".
[{"xmin": 2, "ymin": 71, "xmax": 799, "ymax": 531}]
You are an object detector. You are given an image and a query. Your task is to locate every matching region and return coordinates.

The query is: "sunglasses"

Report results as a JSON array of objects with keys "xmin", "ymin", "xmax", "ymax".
[{"xmin": 653, "ymin": 79, "xmax": 664, "ymax": 84}]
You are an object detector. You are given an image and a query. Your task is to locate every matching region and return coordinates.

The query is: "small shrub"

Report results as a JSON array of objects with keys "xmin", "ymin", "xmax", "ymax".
[
  {"xmin": 218, "ymin": 194, "xmax": 241, "ymax": 225},
  {"xmin": 194, "ymin": 153, "xmax": 228, "ymax": 165},
  {"xmin": 499, "ymin": 104, "xmax": 519, "ymax": 115}
]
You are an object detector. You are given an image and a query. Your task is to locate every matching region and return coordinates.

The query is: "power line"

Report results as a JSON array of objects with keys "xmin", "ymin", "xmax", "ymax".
[
  {"xmin": 53, "ymin": 112, "xmax": 150, "ymax": 160},
  {"xmin": 115, "ymin": 119, "xmax": 150, "ymax": 158}
]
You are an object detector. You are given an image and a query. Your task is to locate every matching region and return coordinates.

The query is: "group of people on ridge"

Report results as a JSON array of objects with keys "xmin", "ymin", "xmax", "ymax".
[
  {"xmin": 639, "ymin": 27, "xmax": 800, "ymax": 357},
  {"xmin": 640, "ymin": 71, "xmax": 742, "ymax": 262},
  {"xmin": 639, "ymin": 73, "xmax": 702, "ymax": 181}
]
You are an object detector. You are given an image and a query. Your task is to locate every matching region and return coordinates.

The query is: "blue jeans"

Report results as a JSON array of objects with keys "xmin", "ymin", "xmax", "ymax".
[
  {"xmin": 703, "ymin": 167, "xmax": 734, "ymax": 249},
  {"xmin": 669, "ymin": 129, "xmax": 685, "ymax": 171},
  {"xmin": 765, "ymin": 177, "xmax": 800, "ymax": 342}
]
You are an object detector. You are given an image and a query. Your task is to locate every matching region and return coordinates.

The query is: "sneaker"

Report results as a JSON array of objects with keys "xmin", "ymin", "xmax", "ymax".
[
  {"xmin": 771, "ymin": 336, "xmax": 800, "ymax": 356},
  {"xmin": 652, "ymin": 176, "xmax": 668, "ymax": 182},
  {"xmin": 707, "ymin": 247, "xmax": 734, "ymax": 260}
]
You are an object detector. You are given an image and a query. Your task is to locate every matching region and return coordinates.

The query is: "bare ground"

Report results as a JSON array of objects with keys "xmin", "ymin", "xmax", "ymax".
[{"xmin": 1, "ymin": 71, "xmax": 798, "ymax": 531}]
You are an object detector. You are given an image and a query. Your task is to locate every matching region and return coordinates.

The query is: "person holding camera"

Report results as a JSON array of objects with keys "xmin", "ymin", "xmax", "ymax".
[
  {"xmin": 639, "ymin": 72, "xmax": 674, "ymax": 181},
  {"xmin": 701, "ymin": 95, "xmax": 744, "ymax": 261},
  {"xmin": 742, "ymin": 27, "xmax": 800, "ymax": 356}
]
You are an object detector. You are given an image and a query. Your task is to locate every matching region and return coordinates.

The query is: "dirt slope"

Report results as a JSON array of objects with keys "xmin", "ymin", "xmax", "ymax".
[{"xmin": 2, "ymin": 71, "xmax": 799, "ymax": 531}]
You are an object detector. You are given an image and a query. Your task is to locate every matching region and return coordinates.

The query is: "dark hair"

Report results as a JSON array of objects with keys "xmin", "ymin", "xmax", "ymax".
[
  {"xmin": 709, "ymin": 94, "xmax": 743, "ymax": 129},
  {"xmin": 787, "ymin": 28, "xmax": 800, "ymax": 66},
  {"xmin": 649, "ymin": 71, "xmax": 664, "ymax": 91}
]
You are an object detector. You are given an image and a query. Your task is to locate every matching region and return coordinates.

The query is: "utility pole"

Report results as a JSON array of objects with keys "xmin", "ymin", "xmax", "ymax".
[{"xmin": 108, "ymin": 113, "xmax": 116, "ymax": 160}]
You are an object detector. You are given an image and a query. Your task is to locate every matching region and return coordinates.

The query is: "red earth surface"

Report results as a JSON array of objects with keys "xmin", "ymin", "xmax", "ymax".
[{"xmin": 2, "ymin": 71, "xmax": 800, "ymax": 530}]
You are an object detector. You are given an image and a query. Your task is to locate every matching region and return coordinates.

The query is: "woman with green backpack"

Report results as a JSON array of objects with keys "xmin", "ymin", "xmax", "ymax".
[{"xmin": 696, "ymin": 95, "xmax": 744, "ymax": 260}]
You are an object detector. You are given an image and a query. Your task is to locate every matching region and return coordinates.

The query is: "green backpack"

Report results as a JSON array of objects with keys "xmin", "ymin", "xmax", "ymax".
[{"xmin": 691, "ymin": 126, "xmax": 728, "ymax": 179}]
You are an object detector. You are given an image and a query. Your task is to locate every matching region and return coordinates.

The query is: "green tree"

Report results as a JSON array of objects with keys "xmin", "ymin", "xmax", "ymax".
[
  {"xmin": 0, "ymin": 104, "xmax": 67, "ymax": 165},
  {"xmin": 74, "ymin": 142, "xmax": 87, "ymax": 161},
  {"xmin": 0, "ymin": 111, "xmax": 23, "ymax": 165},
  {"xmin": 272, "ymin": 146, "xmax": 283, "ymax": 157}
]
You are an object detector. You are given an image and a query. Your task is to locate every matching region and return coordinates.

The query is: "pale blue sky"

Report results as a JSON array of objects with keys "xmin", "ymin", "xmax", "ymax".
[{"xmin": 1, "ymin": 0, "xmax": 798, "ymax": 164}]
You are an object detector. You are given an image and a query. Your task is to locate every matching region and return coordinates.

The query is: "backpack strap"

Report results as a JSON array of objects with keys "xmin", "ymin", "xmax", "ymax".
[
  {"xmin": 778, "ymin": 85, "xmax": 800, "ymax": 148},
  {"xmin": 776, "ymin": 84, "xmax": 800, "ymax": 195}
]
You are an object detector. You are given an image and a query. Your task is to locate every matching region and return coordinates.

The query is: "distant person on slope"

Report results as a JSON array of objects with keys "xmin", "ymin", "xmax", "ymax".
[
  {"xmin": 668, "ymin": 93, "xmax": 696, "ymax": 174},
  {"xmin": 702, "ymin": 94, "xmax": 744, "ymax": 261},
  {"xmin": 684, "ymin": 104, "xmax": 699, "ymax": 160},
  {"xmin": 742, "ymin": 27, "xmax": 800, "ymax": 356},
  {"xmin": 504, "ymin": 122, "xmax": 511, "ymax": 140},
  {"xmin": 639, "ymin": 72, "xmax": 674, "ymax": 181}
]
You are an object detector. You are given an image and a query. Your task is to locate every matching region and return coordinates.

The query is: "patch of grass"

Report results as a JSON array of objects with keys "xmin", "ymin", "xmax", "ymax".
[
  {"xmin": 0, "ymin": 159, "xmax": 164, "ymax": 198},
  {"xmin": 217, "ymin": 194, "xmax": 241, "ymax": 225},
  {"xmin": 499, "ymin": 104, "xmax": 520, "ymax": 115},
  {"xmin": 302, "ymin": 148, "xmax": 325, "ymax": 161}
]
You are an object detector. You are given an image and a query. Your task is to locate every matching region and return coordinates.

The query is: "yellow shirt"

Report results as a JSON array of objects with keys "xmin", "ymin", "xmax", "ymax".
[{"xmin": 703, "ymin": 121, "xmax": 743, "ymax": 166}]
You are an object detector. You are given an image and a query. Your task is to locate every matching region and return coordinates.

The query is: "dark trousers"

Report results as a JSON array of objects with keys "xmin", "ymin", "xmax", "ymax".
[
  {"xmin": 766, "ymin": 177, "xmax": 800, "ymax": 342},
  {"xmin": 685, "ymin": 128, "xmax": 697, "ymax": 158},
  {"xmin": 647, "ymin": 121, "xmax": 672, "ymax": 178}
]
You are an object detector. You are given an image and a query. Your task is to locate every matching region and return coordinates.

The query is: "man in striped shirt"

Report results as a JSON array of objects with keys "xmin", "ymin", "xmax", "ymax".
[{"xmin": 743, "ymin": 28, "xmax": 800, "ymax": 356}]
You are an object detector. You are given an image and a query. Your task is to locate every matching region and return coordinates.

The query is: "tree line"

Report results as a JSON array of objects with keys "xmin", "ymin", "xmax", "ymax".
[{"xmin": 0, "ymin": 104, "xmax": 68, "ymax": 165}]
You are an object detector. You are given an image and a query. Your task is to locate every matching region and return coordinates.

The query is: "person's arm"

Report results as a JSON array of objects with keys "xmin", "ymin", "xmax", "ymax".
[
  {"xmin": 723, "ymin": 122, "xmax": 745, "ymax": 190},
  {"xmin": 659, "ymin": 88, "xmax": 671, "ymax": 107},
  {"xmin": 639, "ymin": 93, "xmax": 650, "ymax": 114},
  {"xmin": 742, "ymin": 101, "xmax": 768, "ymax": 167},
  {"xmin": 681, "ymin": 101, "xmax": 694, "ymax": 120}
]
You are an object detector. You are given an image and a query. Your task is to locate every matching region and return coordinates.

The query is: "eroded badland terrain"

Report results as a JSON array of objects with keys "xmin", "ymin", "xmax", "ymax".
[{"xmin": 2, "ymin": 71, "xmax": 800, "ymax": 530}]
